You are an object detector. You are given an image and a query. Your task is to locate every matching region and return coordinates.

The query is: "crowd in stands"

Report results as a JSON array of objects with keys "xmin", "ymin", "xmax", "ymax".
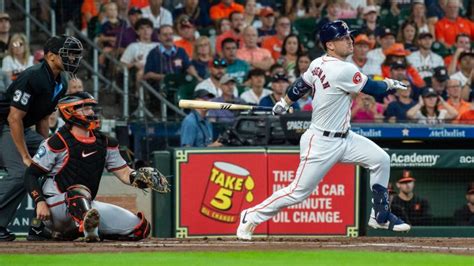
[{"xmin": 1, "ymin": 0, "xmax": 473, "ymax": 127}]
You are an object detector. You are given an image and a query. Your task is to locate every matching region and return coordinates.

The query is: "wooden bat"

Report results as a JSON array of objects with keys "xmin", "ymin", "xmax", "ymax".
[{"xmin": 178, "ymin": 100, "xmax": 273, "ymax": 111}]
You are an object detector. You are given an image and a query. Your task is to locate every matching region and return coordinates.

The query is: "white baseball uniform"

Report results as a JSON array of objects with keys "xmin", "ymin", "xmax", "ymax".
[{"xmin": 244, "ymin": 55, "xmax": 391, "ymax": 224}]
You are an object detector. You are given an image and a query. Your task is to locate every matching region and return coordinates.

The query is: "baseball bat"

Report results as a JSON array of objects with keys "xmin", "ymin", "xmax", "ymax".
[{"xmin": 179, "ymin": 100, "xmax": 273, "ymax": 111}]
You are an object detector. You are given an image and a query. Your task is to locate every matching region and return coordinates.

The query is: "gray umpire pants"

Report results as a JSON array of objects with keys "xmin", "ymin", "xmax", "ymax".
[{"xmin": 0, "ymin": 125, "xmax": 44, "ymax": 227}]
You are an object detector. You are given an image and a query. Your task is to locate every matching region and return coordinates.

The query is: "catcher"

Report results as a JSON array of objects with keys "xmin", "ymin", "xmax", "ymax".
[{"xmin": 24, "ymin": 92, "xmax": 170, "ymax": 242}]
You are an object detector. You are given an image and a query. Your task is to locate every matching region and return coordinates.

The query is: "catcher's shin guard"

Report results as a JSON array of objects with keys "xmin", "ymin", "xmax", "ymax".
[{"xmin": 65, "ymin": 184, "xmax": 93, "ymax": 224}]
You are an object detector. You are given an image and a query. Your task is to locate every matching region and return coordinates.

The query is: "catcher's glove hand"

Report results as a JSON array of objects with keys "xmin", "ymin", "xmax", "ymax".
[{"xmin": 130, "ymin": 167, "xmax": 171, "ymax": 193}]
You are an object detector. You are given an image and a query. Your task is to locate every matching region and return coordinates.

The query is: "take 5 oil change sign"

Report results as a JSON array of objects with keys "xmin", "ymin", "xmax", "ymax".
[
  {"xmin": 174, "ymin": 148, "xmax": 358, "ymax": 237},
  {"xmin": 175, "ymin": 149, "xmax": 268, "ymax": 237}
]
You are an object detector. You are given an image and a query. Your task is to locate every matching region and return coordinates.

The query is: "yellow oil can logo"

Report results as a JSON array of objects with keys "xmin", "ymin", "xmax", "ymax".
[{"xmin": 200, "ymin": 162, "xmax": 254, "ymax": 223}]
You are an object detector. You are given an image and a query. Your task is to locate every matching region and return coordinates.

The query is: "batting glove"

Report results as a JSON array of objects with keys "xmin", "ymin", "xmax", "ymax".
[
  {"xmin": 273, "ymin": 98, "xmax": 290, "ymax": 115},
  {"xmin": 384, "ymin": 78, "xmax": 407, "ymax": 90}
]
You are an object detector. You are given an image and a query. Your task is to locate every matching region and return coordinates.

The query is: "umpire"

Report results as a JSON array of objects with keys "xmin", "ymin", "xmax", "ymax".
[{"xmin": 0, "ymin": 35, "xmax": 83, "ymax": 241}]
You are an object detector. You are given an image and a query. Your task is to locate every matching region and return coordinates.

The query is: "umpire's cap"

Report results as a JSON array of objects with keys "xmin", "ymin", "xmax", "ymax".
[{"xmin": 319, "ymin": 20, "xmax": 354, "ymax": 48}]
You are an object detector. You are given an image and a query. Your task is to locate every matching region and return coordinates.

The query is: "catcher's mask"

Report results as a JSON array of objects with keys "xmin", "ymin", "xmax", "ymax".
[
  {"xmin": 59, "ymin": 36, "xmax": 83, "ymax": 74},
  {"xmin": 58, "ymin": 92, "xmax": 100, "ymax": 130}
]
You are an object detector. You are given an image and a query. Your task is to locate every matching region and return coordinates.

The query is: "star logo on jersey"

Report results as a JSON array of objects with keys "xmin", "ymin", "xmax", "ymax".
[
  {"xmin": 352, "ymin": 72, "xmax": 362, "ymax": 84},
  {"xmin": 82, "ymin": 150, "xmax": 98, "ymax": 158}
]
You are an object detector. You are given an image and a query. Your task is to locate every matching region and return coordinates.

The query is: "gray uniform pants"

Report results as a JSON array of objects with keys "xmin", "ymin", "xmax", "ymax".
[
  {"xmin": 0, "ymin": 125, "xmax": 44, "ymax": 227},
  {"xmin": 42, "ymin": 179, "xmax": 140, "ymax": 237}
]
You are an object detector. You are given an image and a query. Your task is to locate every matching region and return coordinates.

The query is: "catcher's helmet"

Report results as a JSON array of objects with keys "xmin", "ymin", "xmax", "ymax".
[
  {"xmin": 58, "ymin": 92, "xmax": 99, "ymax": 130},
  {"xmin": 44, "ymin": 35, "xmax": 83, "ymax": 74},
  {"xmin": 319, "ymin": 20, "xmax": 354, "ymax": 49}
]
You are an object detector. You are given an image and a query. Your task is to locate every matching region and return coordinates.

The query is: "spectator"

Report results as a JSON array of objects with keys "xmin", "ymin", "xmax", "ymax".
[
  {"xmin": 409, "ymin": 0, "xmax": 432, "ymax": 35},
  {"xmin": 259, "ymin": 72, "xmax": 299, "ymax": 110},
  {"xmin": 119, "ymin": 7, "xmax": 152, "ymax": 51},
  {"xmin": 195, "ymin": 58, "xmax": 238, "ymax": 97},
  {"xmin": 431, "ymin": 66, "xmax": 449, "ymax": 98},
  {"xmin": 384, "ymin": 79, "xmax": 417, "ymax": 123},
  {"xmin": 257, "ymin": 7, "xmax": 276, "ymax": 40},
  {"xmin": 173, "ymin": 15, "xmax": 197, "ymax": 58},
  {"xmin": 336, "ymin": 0, "xmax": 357, "ymax": 19},
  {"xmin": 397, "ymin": 20, "xmax": 418, "ymax": 52},
  {"xmin": 458, "ymin": 103, "xmax": 474, "ymax": 124},
  {"xmin": 210, "ymin": 0, "xmax": 244, "ymax": 22},
  {"xmin": 315, "ymin": 0, "xmax": 342, "ymax": 37},
  {"xmin": 191, "ymin": 36, "xmax": 213, "ymax": 80},
  {"xmin": 407, "ymin": 87, "xmax": 458, "ymax": 124},
  {"xmin": 98, "ymin": 2, "xmax": 127, "ymax": 68},
  {"xmin": 116, "ymin": 0, "xmax": 131, "ymax": 20},
  {"xmin": 180, "ymin": 89, "xmax": 222, "ymax": 147},
  {"xmin": 442, "ymin": 79, "xmax": 471, "ymax": 122},
  {"xmin": 391, "ymin": 170, "xmax": 432, "ymax": 226},
  {"xmin": 87, "ymin": 3, "xmax": 107, "ymax": 41},
  {"xmin": 451, "ymin": 49, "xmax": 473, "ymax": 88},
  {"xmin": 292, "ymin": 52, "xmax": 311, "ymax": 80},
  {"xmin": 278, "ymin": 34, "xmax": 304, "ymax": 76},
  {"xmin": 284, "ymin": 0, "xmax": 322, "ymax": 20},
  {"xmin": 243, "ymin": 0, "xmax": 259, "ymax": 28},
  {"xmin": 141, "ymin": 0, "xmax": 173, "ymax": 29},
  {"xmin": 33, "ymin": 49, "xmax": 44, "ymax": 65},
  {"xmin": 0, "ymin": 13, "xmax": 11, "ymax": 60},
  {"xmin": 407, "ymin": 32, "xmax": 444, "ymax": 79},
  {"xmin": 120, "ymin": 18, "xmax": 159, "ymax": 85},
  {"xmin": 2, "ymin": 33, "xmax": 34, "ymax": 81},
  {"xmin": 381, "ymin": 43, "xmax": 425, "ymax": 88},
  {"xmin": 240, "ymin": 68, "xmax": 272, "ymax": 105},
  {"xmin": 207, "ymin": 75, "xmax": 245, "ymax": 123},
  {"xmin": 268, "ymin": 63, "xmax": 286, "ymax": 78},
  {"xmin": 453, "ymin": 182, "xmax": 474, "ymax": 226},
  {"xmin": 445, "ymin": 33, "xmax": 471, "ymax": 75},
  {"xmin": 427, "ymin": 0, "xmax": 446, "ymax": 21},
  {"xmin": 359, "ymin": 5, "xmax": 383, "ymax": 38},
  {"xmin": 215, "ymin": 12, "xmax": 245, "ymax": 56},
  {"xmin": 221, "ymin": 38, "xmax": 250, "ymax": 85},
  {"xmin": 173, "ymin": 0, "xmax": 212, "ymax": 28},
  {"xmin": 346, "ymin": 34, "xmax": 381, "ymax": 77},
  {"xmin": 67, "ymin": 78, "xmax": 84, "ymax": 94},
  {"xmin": 367, "ymin": 27, "xmax": 396, "ymax": 68},
  {"xmin": 434, "ymin": 0, "xmax": 473, "ymax": 48},
  {"xmin": 143, "ymin": 25, "xmax": 201, "ymax": 86},
  {"xmin": 0, "ymin": 69, "xmax": 10, "ymax": 96},
  {"xmin": 237, "ymin": 26, "xmax": 274, "ymax": 71},
  {"xmin": 351, "ymin": 93, "xmax": 384, "ymax": 123},
  {"xmin": 81, "ymin": 0, "xmax": 102, "ymax": 32},
  {"xmin": 261, "ymin": 16, "xmax": 292, "ymax": 61}
]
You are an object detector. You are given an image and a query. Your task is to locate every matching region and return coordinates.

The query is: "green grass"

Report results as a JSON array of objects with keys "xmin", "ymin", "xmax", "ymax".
[{"xmin": 0, "ymin": 250, "xmax": 472, "ymax": 266}]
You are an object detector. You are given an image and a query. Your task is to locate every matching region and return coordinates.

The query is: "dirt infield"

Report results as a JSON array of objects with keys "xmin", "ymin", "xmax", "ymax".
[{"xmin": 0, "ymin": 237, "xmax": 473, "ymax": 255}]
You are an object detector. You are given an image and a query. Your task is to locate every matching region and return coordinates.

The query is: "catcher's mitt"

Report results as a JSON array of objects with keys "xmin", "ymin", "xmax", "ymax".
[{"xmin": 130, "ymin": 167, "xmax": 171, "ymax": 193}]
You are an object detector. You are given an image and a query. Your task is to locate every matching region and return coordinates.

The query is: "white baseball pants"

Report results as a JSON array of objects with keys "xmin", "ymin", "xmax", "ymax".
[{"xmin": 246, "ymin": 128, "xmax": 390, "ymax": 224}]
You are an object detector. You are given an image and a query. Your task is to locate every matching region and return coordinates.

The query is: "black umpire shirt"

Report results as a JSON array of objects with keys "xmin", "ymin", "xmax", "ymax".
[{"xmin": 0, "ymin": 61, "xmax": 68, "ymax": 127}]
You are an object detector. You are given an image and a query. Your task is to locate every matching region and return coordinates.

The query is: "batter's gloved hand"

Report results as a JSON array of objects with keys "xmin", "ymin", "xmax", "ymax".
[
  {"xmin": 130, "ymin": 167, "xmax": 171, "ymax": 194},
  {"xmin": 384, "ymin": 78, "xmax": 407, "ymax": 90},
  {"xmin": 273, "ymin": 98, "xmax": 290, "ymax": 115}
]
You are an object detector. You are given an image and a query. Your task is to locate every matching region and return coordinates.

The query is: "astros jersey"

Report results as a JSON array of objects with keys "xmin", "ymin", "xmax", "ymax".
[{"xmin": 302, "ymin": 55, "xmax": 368, "ymax": 132}]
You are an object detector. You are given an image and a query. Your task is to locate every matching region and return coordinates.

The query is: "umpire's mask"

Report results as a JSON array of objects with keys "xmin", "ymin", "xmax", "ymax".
[{"xmin": 58, "ymin": 36, "xmax": 83, "ymax": 75}]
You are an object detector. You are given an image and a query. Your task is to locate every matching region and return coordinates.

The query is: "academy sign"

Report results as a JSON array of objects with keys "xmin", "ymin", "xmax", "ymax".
[{"xmin": 390, "ymin": 153, "xmax": 440, "ymax": 167}]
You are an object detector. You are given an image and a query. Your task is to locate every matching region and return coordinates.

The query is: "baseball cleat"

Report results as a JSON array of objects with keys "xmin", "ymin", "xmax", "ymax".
[
  {"xmin": 83, "ymin": 209, "xmax": 100, "ymax": 242},
  {"xmin": 236, "ymin": 210, "xmax": 256, "ymax": 240},
  {"xmin": 368, "ymin": 213, "xmax": 411, "ymax": 232}
]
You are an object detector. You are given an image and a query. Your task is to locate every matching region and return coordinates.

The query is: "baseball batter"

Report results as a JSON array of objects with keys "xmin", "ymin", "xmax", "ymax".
[
  {"xmin": 237, "ymin": 21, "xmax": 411, "ymax": 240},
  {"xmin": 24, "ymin": 92, "xmax": 170, "ymax": 242}
]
